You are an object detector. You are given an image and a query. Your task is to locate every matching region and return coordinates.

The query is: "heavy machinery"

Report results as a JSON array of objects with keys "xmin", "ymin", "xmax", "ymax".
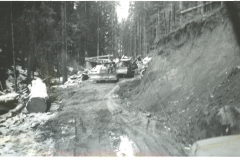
[
  {"xmin": 86, "ymin": 55, "xmax": 119, "ymax": 82},
  {"xmin": 189, "ymin": 134, "xmax": 240, "ymax": 156},
  {"xmin": 86, "ymin": 55, "xmax": 139, "ymax": 82},
  {"xmin": 116, "ymin": 58, "xmax": 136, "ymax": 78}
]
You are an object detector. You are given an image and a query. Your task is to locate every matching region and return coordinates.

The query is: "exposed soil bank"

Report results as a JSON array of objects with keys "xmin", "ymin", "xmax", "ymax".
[{"xmin": 117, "ymin": 6, "xmax": 240, "ymax": 146}]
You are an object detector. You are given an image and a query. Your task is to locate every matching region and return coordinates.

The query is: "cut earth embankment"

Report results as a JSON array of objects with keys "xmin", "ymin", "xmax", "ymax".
[{"xmin": 117, "ymin": 6, "xmax": 240, "ymax": 146}]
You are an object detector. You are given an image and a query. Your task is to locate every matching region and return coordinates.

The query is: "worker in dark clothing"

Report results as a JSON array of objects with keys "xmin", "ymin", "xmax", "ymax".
[{"xmin": 109, "ymin": 62, "xmax": 115, "ymax": 73}]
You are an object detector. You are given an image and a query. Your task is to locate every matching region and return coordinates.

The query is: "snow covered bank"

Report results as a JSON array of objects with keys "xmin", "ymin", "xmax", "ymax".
[
  {"xmin": 28, "ymin": 78, "xmax": 48, "ymax": 99},
  {"xmin": 4, "ymin": 65, "xmax": 40, "ymax": 92},
  {"xmin": 0, "ymin": 92, "xmax": 19, "ymax": 103},
  {"xmin": 0, "ymin": 112, "xmax": 56, "ymax": 156}
]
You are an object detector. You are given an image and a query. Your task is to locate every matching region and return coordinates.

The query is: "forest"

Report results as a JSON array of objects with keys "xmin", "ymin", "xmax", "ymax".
[
  {"xmin": 1, "ymin": 1, "xmax": 238, "ymax": 157},
  {"xmin": 0, "ymin": 1, "xmax": 222, "ymax": 91},
  {"xmin": 0, "ymin": 1, "xmax": 119, "ymax": 89}
]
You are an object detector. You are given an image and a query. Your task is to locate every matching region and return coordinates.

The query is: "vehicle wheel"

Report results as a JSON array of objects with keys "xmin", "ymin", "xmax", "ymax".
[
  {"xmin": 141, "ymin": 70, "xmax": 146, "ymax": 76},
  {"xmin": 129, "ymin": 71, "xmax": 134, "ymax": 78},
  {"xmin": 126, "ymin": 72, "xmax": 134, "ymax": 78},
  {"xmin": 115, "ymin": 75, "xmax": 119, "ymax": 82}
]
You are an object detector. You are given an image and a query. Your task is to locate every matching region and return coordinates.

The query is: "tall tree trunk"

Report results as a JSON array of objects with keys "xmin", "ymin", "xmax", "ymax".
[
  {"xmin": 139, "ymin": 18, "xmax": 142, "ymax": 56},
  {"xmin": 27, "ymin": 2, "xmax": 36, "ymax": 84},
  {"xmin": 84, "ymin": 1, "xmax": 88, "ymax": 64},
  {"xmin": 57, "ymin": 46, "xmax": 60, "ymax": 78},
  {"xmin": 27, "ymin": 52, "xmax": 32, "ymax": 84},
  {"xmin": 143, "ymin": 2, "xmax": 147, "ymax": 56},
  {"xmin": 11, "ymin": 2, "xmax": 17, "ymax": 92},
  {"xmin": 210, "ymin": 1, "xmax": 212, "ymax": 10},
  {"xmin": 130, "ymin": 27, "xmax": 132, "ymax": 57},
  {"xmin": 61, "ymin": 1, "xmax": 67, "ymax": 84},
  {"xmin": 137, "ymin": 19, "xmax": 139, "ymax": 56},
  {"xmin": 157, "ymin": 8, "xmax": 160, "ymax": 39},
  {"xmin": 21, "ymin": 21, "xmax": 25, "ymax": 68},
  {"xmin": 202, "ymin": 2, "xmax": 205, "ymax": 14},
  {"xmin": 77, "ymin": 47, "xmax": 80, "ymax": 67},
  {"xmin": 100, "ymin": 1, "xmax": 103, "ymax": 56},
  {"xmin": 134, "ymin": 25, "xmax": 137, "ymax": 58},
  {"xmin": 172, "ymin": 3, "xmax": 175, "ymax": 29},
  {"xmin": 164, "ymin": 12, "xmax": 167, "ymax": 34},
  {"xmin": 168, "ymin": 11, "xmax": 171, "ymax": 32},
  {"xmin": 179, "ymin": 1, "xmax": 183, "ymax": 25},
  {"xmin": 111, "ymin": 1, "xmax": 114, "ymax": 56},
  {"xmin": 97, "ymin": 2, "xmax": 100, "ymax": 59},
  {"xmin": 46, "ymin": 51, "xmax": 50, "ymax": 87},
  {"xmin": 143, "ymin": 17, "xmax": 146, "ymax": 56},
  {"xmin": 121, "ymin": 32, "xmax": 124, "ymax": 56}
]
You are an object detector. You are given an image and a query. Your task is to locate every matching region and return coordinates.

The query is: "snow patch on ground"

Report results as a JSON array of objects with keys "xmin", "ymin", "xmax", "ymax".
[
  {"xmin": 0, "ymin": 112, "xmax": 56, "ymax": 156},
  {"xmin": 115, "ymin": 135, "xmax": 139, "ymax": 157},
  {"xmin": 142, "ymin": 56, "xmax": 152, "ymax": 65},
  {"xmin": 0, "ymin": 92, "xmax": 19, "ymax": 101},
  {"xmin": 4, "ymin": 65, "xmax": 40, "ymax": 92},
  {"xmin": 29, "ymin": 78, "xmax": 48, "ymax": 99},
  {"xmin": 16, "ymin": 65, "xmax": 27, "ymax": 75}
]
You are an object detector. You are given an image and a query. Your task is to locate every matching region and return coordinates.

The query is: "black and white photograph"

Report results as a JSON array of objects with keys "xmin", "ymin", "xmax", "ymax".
[{"xmin": 0, "ymin": 0, "xmax": 240, "ymax": 157}]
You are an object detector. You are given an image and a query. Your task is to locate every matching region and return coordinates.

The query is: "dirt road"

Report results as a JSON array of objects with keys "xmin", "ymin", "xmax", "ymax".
[{"xmin": 38, "ymin": 78, "xmax": 185, "ymax": 156}]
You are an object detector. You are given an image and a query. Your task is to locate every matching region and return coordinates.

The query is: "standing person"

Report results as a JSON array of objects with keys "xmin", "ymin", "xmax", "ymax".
[{"xmin": 109, "ymin": 62, "xmax": 115, "ymax": 73}]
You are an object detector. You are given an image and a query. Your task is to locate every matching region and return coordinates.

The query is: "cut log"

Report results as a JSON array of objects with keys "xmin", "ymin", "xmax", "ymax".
[
  {"xmin": 0, "ymin": 103, "xmax": 24, "ymax": 122},
  {"xmin": 25, "ymin": 78, "xmax": 48, "ymax": 113},
  {"xmin": 0, "ymin": 91, "xmax": 5, "ymax": 95},
  {"xmin": 26, "ymin": 98, "xmax": 47, "ymax": 113},
  {"xmin": 180, "ymin": 2, "xmax": 212, "ymax": 15},
  {"xmin": 9, "ymin": 103, "xmax": 24, "ymax": 114},
  {"xmin": 0, "ymin": 93, "xmax": 19, "ymax": 104}
]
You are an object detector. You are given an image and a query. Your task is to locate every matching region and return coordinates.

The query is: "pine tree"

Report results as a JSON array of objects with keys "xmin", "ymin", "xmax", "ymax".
[{"xmin": 61, "ymin": 1, "xmax": 67, "ymax": 84}]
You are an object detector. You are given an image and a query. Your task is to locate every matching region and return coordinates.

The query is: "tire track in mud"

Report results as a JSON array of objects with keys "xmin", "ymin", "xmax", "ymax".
[
  {"xmin": 51, "ymin": 79, "xmax": 184, "ymax": 156},
  {"xmin": 106, "ymin": 80, "xmax": 184, "ymax": 156}
]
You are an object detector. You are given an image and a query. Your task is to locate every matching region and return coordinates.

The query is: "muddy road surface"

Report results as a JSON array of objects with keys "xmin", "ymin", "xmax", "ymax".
[{"xmin": 39, "ymin": 78, "xmax": 185, "ymax": 156}]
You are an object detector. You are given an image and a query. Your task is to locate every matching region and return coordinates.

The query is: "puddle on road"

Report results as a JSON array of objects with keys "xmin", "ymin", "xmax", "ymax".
[
  {"xmin": 109, "ymin": 131, "xmax": 139, "ymax": 157},
  {"xmin": 116, "ymin": 135, "xmax": 139, "ymax": 157}
]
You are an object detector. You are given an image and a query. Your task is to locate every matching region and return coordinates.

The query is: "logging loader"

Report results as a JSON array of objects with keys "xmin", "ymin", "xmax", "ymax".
[
  {"xmin": 87, "ymin": 55, "xmax": 119, "ymax": 82},
  {"xmin": 86, "ymin": 55, "xmax": 139, "ymax": 82}
]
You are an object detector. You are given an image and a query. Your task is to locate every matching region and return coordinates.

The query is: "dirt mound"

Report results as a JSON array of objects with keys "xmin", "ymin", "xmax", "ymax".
[{"xmin": 117, "ymin": 6, "xmax": 240, "ymax": 146}]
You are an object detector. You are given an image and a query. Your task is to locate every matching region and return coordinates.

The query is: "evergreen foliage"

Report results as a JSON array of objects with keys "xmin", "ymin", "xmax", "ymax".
[{"xmin": 0, "ymin": 1, "xmax": 118, "ymax": 86}]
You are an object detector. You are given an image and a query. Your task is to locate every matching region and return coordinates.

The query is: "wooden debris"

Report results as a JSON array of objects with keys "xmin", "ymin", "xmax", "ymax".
[
  {"xmin": 0, "ymin": 112, "xmax": 13, "ymax": 123},
  {"xmin": 0, "ymin": 91, "xmax": 5, "ymax": 95},
  {"xmin": 26, "ymin": 98, "xmax": 47, "ymax": 113},
  {"xmin": 0, "ymin": 103, "xmax": 24, "ymax": 123},
  {"xmin": 180, "ymin": 2, "xmax": 212, "ymax": 15},
  {"xmin": 9, "ymin": 104, "xmax": 24, "ymax": 114},
  {"xmin": 0, "ymin": 93, "xmax": 19, "ymax": 104}
]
